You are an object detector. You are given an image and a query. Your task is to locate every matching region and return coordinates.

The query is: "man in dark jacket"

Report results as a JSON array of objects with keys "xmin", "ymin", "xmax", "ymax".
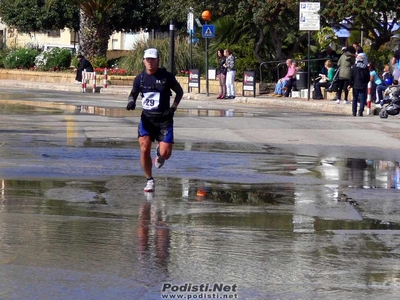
[
  {"xmin": 75, "ymin": 54, "xmax": 94, "ymax": 83},
  {"xmin": 348, "ymin": 54, "xmax": 370, "ymax": 116}
]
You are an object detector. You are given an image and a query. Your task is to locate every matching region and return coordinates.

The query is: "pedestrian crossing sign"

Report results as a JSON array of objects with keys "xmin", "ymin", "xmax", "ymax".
[{"xmin": 202, "ymin": 25, "xmax": 215, "ymax": 38}]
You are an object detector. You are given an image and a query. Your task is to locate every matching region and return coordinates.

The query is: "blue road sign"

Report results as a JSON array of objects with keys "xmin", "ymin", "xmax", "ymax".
[{"xmin": 202, "ymin": 25, "xmax": 215, "ymax": 38}]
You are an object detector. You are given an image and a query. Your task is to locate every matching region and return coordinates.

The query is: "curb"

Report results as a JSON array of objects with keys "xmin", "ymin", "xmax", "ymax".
[{"xmin": 0, "ymin": 79, "xmax": 375, "ymax": 115}]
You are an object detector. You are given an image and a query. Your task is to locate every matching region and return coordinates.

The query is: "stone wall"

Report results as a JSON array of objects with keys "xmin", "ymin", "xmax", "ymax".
[{"xmin": 0, "ymin": 69, "xmax": 251, "ymax": 95}]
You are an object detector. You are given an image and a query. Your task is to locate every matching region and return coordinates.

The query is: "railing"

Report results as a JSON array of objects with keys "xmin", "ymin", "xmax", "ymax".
[{"xmin": 259, "ymin": 57, "xmax": 339, "ymax": 84}]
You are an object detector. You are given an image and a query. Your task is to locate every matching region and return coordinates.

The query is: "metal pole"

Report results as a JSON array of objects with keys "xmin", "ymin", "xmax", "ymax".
[
  {"xmin": 169, "ymin": 20, "xmax": 175, "ymax": 73},
  {"xmin": 190, "ymin": 31, "xmax": 193, "ymax": 69},
  {"xmin": 360, "ymin": 24, "xmax": 363, "ymax": 47},
  {"xmin": 307, "ymin": 30, "xmax": 311, "ymax": 101},
  {"xmin": 205, "ymin": 21, "xmax": 209, "ymax": 96}
]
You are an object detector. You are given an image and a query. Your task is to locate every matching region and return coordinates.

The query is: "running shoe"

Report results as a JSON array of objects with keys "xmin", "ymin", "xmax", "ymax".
[
  {"xmin": 144, "ymin": 178, "xmax": 155, "ymax": 192},
  {"xmin": 154, "ymin": 144, "xmax": 165, "ymax": 169}
]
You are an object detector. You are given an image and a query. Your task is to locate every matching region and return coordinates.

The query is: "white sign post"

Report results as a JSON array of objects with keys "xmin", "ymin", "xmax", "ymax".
[
  {"xmin": 299, "ymin": 2, "xmax": 320, "ymax": 100},
  {"xmin": 299, "ymin": 2, "xmax": 320, "ymax": 31},
  {"xmin": 187, "ymin": 10, "xmax": 194, "ymax": 69}
]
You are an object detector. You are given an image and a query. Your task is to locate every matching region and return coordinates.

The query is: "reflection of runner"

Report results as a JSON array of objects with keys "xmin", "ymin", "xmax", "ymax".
[{"xmin": 137, "ymin": 201, "xmax": 170, "ymax": 265}]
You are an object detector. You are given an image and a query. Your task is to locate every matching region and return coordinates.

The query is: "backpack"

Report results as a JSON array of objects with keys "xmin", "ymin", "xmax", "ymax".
[{"xmin": 383, "ymin": 72, "xmax": 393, "ymax": 85}]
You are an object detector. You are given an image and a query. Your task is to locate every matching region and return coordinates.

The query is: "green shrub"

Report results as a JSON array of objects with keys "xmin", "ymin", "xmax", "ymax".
[
  {"xmin": 367, "ymin": 48, "xmax": 392, "ymax": 72},
  {"xmin": 35, "ymin": 48, "xmax": 72, "ymax": 71},
  {"xmin": 119, "ymin": 37, "xmax": 203, "ymax": 75},
  {"xmin": 0, "ymin": 46, "xmax": 11, "ymax": 68},
  {"xmin": 3, "ymin": 48, "xmax": 39, "ymax": 69},
  {"xmin": 90, "ymin": 56, "xmax": 108, "ymax": 69}
]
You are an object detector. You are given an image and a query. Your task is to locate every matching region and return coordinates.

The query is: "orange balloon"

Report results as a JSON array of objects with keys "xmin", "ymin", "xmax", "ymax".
[{"xmin": 202, "ymin": 10, "xmax": 212, "ymax": 21}]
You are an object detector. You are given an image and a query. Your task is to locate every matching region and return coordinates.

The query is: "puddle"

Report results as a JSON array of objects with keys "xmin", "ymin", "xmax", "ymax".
[
  {"xmin": 0, "ymin": 175, "xmax": 400, "ymax": 299},
  {"xmin": 0, "ymin": 100, "xmax": 309, "ymax": 118},
  {"xmin": 2, "ymin": 95, "xmax": 400, "ymax": 298}
]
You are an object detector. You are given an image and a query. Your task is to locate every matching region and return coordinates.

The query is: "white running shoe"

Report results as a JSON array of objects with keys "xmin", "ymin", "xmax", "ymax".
[
  {"xmin": 336, "ymin": 99, "xmax": 340, "ymax": 104},
  {"xmin": 343, "ymin": 100, "xmax": 349, "ymax": 104},
  {"xmin": 154, "ymin": 144, "xmax": 165, "ymax": 169},
  {"xmin": 144, "ymin": 178, "xmax": 155, "ymax": 192}
]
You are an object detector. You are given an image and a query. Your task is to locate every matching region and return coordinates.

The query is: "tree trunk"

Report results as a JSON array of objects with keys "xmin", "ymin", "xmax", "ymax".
[{"xmin": 78, "ymin": 10, "xmax": 112, "ymax": 58}]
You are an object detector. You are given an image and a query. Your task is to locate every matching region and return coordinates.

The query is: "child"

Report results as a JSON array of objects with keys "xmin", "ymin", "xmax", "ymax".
[{"xmin": 380, "ymin": 80, "xmax": 399, "ymax": 107}]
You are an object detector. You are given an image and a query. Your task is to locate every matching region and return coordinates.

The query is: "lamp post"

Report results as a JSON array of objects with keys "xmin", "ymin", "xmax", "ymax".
[
  {"xmin": 202, "ymin": 10, "xmax": 212, "ymax": 96},
  {"xmin": 169, "ymin": 19, "xmax": 175, "ymax": 73}
]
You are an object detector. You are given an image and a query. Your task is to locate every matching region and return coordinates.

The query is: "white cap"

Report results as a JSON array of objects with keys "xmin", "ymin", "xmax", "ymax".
[
  {"xmin": 356, "ymin": 54, "xmax": 364, "ymax": 61},
  {"xmin": 144, "ymin": 48, "xmax": 158, "ymax": 59},
  {"xmin": 341, "ymin": 46, "xmax": 346, "ymax": 51}
]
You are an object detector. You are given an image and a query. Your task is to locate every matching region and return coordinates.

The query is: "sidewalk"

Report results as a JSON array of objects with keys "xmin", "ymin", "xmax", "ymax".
[{"xmin": 0, "ymin": 79, "xmax": 376, "ymax": 115}]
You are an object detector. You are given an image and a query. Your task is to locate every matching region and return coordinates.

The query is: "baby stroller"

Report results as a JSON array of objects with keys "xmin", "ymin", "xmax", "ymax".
[
  {"xmin": 326, "ymin": 67, "xmax": 340, "ymax": 93},
  {"xmin": 379, "ymin": 86, "xmax": 400, "ymax": 119}
]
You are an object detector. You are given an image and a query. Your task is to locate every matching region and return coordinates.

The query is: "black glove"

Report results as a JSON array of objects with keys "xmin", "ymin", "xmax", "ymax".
[
  {"xmin": 126, "ymin": 97, "xmax": 136, "ymax": 110},
  {"xmin": 162, "ymin": 106, "xmax": 176, "ymax": 118}
]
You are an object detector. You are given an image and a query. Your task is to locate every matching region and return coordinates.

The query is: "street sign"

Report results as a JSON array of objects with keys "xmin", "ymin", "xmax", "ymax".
[
  {"xmin": 202, "ymin": 25, "xmax": 215, "ymax": 38},
  {"xmin": 299, "ymin": 2, "xmax": 320, "ymax": 31},
  {"xmin": 187, "ymin": 11, "xmax": 194, "ymax": 34}
]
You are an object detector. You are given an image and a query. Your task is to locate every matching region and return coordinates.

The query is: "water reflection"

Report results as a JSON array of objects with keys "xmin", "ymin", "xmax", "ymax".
[{"xmin": 137, "ymin": 199, "xmax": 170, "ymax": 267}]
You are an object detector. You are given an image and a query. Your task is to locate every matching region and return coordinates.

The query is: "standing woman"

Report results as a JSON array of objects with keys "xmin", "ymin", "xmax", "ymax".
[
  {"xmin": 216, "ymin": 49, "xmax": 227, "ymax": 99},
  {"xmin": 336, "ymin": 46, "xmax": 355, "ymax": 104},
  {"xmin": 224, "ymin": 49, "xmax": 236, "ymax": 99},
  {"xmin": 391, "ymin": 49, "xmax": 400, "ymax": 82}
]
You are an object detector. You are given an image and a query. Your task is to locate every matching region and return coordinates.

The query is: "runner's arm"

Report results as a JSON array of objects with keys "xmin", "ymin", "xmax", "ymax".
[{"xmin": 171, "ymin": 82, "xmax": 184, "ymax": 109}]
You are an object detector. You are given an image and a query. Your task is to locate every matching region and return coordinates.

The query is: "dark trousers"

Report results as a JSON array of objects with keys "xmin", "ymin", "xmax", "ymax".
[
  {"xmin": 352, "ymin": 88, "xmax": 366, "ymax": 116},
  {"xmin": 376, "ymin": 84, "xmax": 388, "ymax": 101},
  {"xmin": 314, "ymin": 81, "xmax": 330, "ymax": 99},
  {"xmin": 337, "ymin": 79, "xmax": 350, "ymax": 100},
  {"xmin": 284, "ymin": 78, "xmax": 297, "ymax": 97}
]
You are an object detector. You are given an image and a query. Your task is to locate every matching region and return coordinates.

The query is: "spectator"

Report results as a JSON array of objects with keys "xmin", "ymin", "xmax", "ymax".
[
  {"xmin": 318, "ymin": 46, "xmax": 339, "ymax": 74},
  {"xmin": 391, "ymin": 49, "xmax": 400, "ymax": 81},
  {"xmin": 352, "ymin": 42, "xmax": 360, "ymax": 52},
  {"xmin": 224, "ymin": 49, "xmax": 236, "ymax": 99},
  {"xmin": 272, "ymin": 59, "xmax": 295, "ymax": 97},
  {"xmin": 356, "ymin": 46, "xmax": 368, "ymax": 65},
  {"xmin": 75, "ymin": 54, "xmax": 93, "ymax": 83},
  {"xmin": 368, "ymin": 63, "xmax": 388, "ymax": 104},
  {"xmin": 313, "ymin": 60, "xmax": 335, "ymax": 100},
  {"xmin": 380, "ymin": 80, "xmax": 399, "ymax": 107},
  {"xmin": 320, "ymin": 45, "xmax": 338, "ymax": 60},
  {"xmin": 283, "ymin": 61, "xmax": 302, "ymax": 97},
  {"xmin": 348, "ymin": 54, "xmax": 370, "ymax": 116},
  {"xmin": 335, "ymin": 46, "xmax": 356, "ymax": 104},
  {"xmin": 216, "ymin": 49, "xmax": 227, "ymax": 99}
]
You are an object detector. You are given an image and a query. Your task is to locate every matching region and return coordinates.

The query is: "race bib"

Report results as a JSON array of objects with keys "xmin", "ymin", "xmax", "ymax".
[{"xmin": 141, "ymin": 92, "xmax": 160, "ymax": 110}]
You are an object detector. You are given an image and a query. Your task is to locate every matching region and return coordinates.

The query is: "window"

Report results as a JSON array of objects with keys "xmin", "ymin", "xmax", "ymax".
[{"xmin": 48, "ymin": 30, "xmax": 60, "ymax": 37}]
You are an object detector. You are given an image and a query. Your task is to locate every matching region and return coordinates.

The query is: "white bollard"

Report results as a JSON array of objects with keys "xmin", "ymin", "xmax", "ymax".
[
  {"xmin": 81, "ymin": 69, "xmax": 86, "ymax": 93},
  {"xmin": 93, "ymin": 72, "xmax": 96, "ymax": 93},
  {"xmin": 103, "ymin": 68, "xmax": 108, "ymax": 88},
  {"xmin": 366, "ymin": 81, "xmax": 371, "ymax": 115}
]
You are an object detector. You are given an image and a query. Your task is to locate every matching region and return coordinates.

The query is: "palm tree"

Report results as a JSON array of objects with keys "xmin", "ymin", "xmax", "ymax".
[{"xmin": 45, "ymin": 0, "xmax": 120, "ymax": 58}]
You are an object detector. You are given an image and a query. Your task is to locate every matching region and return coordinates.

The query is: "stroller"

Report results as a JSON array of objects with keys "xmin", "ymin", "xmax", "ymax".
[
  {"xmin": 379, "ymin": 86, "xmax": 400, "ymax": 119},
  {"xmin": 326, "ymin": 67, "xmax": 340, "ymax": 93}
]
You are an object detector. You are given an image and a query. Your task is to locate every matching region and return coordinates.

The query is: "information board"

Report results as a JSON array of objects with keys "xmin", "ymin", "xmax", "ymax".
[{"xmin": 299, "ymin": 2, "xmax": 320, "ymax": 31}]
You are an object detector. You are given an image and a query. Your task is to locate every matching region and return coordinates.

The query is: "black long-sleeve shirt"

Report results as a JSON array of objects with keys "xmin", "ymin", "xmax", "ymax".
[{"xmin": 349, "ymin": 62, "xmax": 370, "ymax": 89}]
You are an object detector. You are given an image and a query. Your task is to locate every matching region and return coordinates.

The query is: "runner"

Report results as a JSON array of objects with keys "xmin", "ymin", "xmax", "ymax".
[{"xmin": 126, "ymin": 48, "xmax": 184, "ymax": 192}]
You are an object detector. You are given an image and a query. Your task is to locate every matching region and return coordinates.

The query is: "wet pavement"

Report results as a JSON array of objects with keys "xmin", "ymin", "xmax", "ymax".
[{"xmin": 0, "ymin": 88, "xmax": 400, "ymax": 299}]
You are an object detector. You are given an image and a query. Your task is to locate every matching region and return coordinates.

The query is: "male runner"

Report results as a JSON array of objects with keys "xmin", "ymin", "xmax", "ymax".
[{"xmin": 126, "ymin": 48, "xmax": 184, "ymax": 192}]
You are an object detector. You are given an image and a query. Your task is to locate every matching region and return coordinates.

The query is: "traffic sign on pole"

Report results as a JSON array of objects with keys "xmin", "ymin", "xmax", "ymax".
[{"xmin": 202, "ymin": 25, "xmax": 215, "ymax": 38}]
